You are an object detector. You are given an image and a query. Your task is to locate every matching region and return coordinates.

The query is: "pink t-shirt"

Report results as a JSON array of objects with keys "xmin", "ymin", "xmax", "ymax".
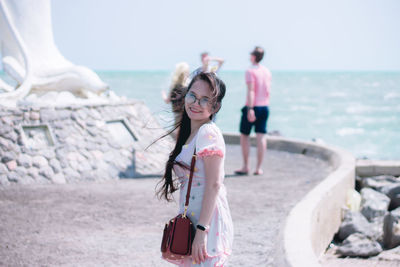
[{"xmin": 245, "ymin": 64, "xmax": 271, "ymax": 106}]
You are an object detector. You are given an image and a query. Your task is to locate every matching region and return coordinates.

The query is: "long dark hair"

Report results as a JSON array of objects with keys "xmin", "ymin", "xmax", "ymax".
[{"xmin": 157, "ymin": 72, "xmax": 226, "ymax": 201}]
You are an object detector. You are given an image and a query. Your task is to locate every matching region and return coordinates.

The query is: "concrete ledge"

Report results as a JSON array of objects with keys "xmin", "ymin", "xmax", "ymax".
[
  {"xmin": 223, "ymin": 132, "xmax": 341, "ymax": 167},
  {"xmin": 356, "ymin": 159, "xmax": 400, "ymax": 177},
  {"xmin": 223, "ymin": 132, "xmax": 356, "ymax": 267}
]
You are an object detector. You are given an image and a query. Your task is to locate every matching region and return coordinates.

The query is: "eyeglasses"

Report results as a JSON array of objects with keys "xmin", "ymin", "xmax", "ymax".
[{"xmin": 185, "ymin": 92, "xmax": 210, "ymax": 108}]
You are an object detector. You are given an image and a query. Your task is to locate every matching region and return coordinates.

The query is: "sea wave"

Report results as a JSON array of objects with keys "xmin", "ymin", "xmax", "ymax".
[
  {"xmin": 328, "ymin": 92, "xmax": 347, "ymax": 98},
  {"xmin": 336, "ymin": 127, "xmax": 365, "ymax": 136},
  {"xmin": 384, "ymin": 92, "xmax": 400, "ymax": 100},
  {"xmin": 290, "ymin": 105, "xmax": 317, "ymax": 111}
]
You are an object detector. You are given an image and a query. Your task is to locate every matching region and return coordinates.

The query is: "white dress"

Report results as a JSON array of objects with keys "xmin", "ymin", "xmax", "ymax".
[{"xmin": 165, "ymin": 122, "xmax": 234, "ymax": 267}]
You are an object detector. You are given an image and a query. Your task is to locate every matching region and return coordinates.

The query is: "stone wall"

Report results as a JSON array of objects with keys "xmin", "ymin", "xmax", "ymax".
[{"xmin": 0, "ymin": 100, "xmax": 173, "ymax": 185}]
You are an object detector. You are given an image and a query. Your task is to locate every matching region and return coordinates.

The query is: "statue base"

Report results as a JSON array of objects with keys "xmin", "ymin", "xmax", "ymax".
[{"xmin": 0, "ymin": 99, "xmax": 173, "ymax": 185}]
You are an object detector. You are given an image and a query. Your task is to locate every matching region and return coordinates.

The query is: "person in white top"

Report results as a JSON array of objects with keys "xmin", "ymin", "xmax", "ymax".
[{"xmin": 159, "ymin": 72, "xmax": 234, "ymax": 266}]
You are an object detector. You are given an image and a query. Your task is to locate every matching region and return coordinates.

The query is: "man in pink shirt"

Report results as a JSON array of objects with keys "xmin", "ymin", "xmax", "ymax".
[{"xmin": 235, "ymin": 46, "xmax": 271, "ymax": 175}]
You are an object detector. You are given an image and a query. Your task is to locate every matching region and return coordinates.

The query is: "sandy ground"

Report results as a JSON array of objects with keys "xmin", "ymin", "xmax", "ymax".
[{"xmin": 0, "ymin": 144, "xmax": 335, "ymax": 266}]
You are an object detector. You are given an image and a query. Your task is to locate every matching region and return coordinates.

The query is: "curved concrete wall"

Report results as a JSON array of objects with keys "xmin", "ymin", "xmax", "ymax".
[{"xmin": 223, "ymin": 133, "xmax": 355, "ymax": 267}]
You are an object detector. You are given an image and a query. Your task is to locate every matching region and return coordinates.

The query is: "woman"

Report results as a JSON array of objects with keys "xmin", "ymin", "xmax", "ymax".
[
  {"xmin": 159, "ymin": 72, "xmax": 233, "ymax": 266},
  {"xmin": 162, "ymin": 62, "xmax": 190, "ymax": 126}
]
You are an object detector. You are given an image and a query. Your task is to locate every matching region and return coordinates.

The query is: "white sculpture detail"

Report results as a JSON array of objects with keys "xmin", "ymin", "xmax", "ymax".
[{"xmin": 0, "ymin": 0, "xmax": 109, "ymax": 106}]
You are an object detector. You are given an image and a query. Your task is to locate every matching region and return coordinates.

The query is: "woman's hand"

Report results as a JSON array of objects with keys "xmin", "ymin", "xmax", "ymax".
[
  {"xmin": 191, "ymin": 230, "xmax": 208, "ymax": 264},
  {"xmin": 247, "ymin": 108, "xmax": 256, "ymax": 123},
  {"xmin": 161, "ymin": 90, "xmax": 169, "ymax": 103}
]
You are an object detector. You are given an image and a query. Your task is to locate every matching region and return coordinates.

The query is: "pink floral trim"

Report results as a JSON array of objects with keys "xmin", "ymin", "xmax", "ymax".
[{"xmin": 197, "ymin": 147, "xmax": 224, "ymax": 158}]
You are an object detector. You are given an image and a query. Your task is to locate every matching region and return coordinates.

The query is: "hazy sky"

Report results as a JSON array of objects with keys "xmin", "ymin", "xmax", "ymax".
[{"xmin": 50, "ymin": 0, "xmax": 400, "ymax": 71}]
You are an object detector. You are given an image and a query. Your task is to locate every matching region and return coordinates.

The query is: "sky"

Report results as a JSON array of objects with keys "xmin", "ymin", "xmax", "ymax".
[{"xmin": 37, "ymin": 0, "xmax": 400, "ymax": 71}]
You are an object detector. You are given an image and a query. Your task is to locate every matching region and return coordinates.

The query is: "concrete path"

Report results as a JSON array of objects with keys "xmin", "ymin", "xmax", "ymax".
[{"xmin": 0, "ymin": 144, "xmax": 332, "ymax": 266}]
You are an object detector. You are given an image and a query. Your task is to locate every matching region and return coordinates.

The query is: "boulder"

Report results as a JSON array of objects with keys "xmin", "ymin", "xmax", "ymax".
[
  {"xmin": 337, "ymin": 211, "xmax": 374, "ymax": 241},
  {"xmin": 361, "ymin": 188, "xmax": 390, "ymax": 221},
  {"xmin": 336, "ymin": 233, "xmax": 382, "ymax": 257},
  {"xmin": 361, "ymin": 175, "xmax": 399, "ymax": 191},
  {"xmin": 32, "ymin": 155, "xmax": 48, "ymax": 168},
  {"xmin": 379, "ymin": 183, "xmax": 400, "ymax": 210},
  {"xmin": 17, "ymin": 154, "xmax": 32, "ymax": 168},
  {"xmin": 383, "ymin": 207, "xmax": 400, "ymax": 249},
  {"xmin": 370, "ymin": 215, "xmax": 385, "ymax": 244}
]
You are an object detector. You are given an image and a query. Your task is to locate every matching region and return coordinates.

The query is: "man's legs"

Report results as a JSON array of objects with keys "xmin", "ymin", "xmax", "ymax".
[
  {"xmin": 236, "ymin": 107, "xmax": 251, "ymax": 174},
  {"xmin": 255, "ymin": 133, "xmax": 267, "ymax": 175},
  {"xmin": 236, "ymin": 134, "xmax": 250, "ymax": 173}
]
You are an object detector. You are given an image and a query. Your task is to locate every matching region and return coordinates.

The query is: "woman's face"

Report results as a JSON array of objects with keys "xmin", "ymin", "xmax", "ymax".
[{"xmin": 185, "ymin": 79, "xmax": 213, "ymax": 121}]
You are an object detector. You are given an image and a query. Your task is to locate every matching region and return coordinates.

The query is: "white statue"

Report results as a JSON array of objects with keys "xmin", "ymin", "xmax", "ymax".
[{"xmin": 0, "ymin": 0, "xmax": 109, "ymax": 106}]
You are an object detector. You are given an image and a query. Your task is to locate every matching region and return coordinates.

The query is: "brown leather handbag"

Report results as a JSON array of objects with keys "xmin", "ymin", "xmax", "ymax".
[{"xmin": 161, "ymin": 150, "xmax": 197, "ymax": 260}]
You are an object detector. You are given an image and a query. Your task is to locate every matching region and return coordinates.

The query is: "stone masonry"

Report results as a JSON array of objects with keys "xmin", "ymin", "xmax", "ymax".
[{"xmin": 0, "ymin": 100, "xmax": 173, "ymax": 185}]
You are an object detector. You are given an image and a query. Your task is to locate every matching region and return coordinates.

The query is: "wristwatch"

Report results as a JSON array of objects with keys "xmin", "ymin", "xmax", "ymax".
[
  {"xmin": 196, "ymin": 224, "xmax": 209, "ymax": 233},
  {"xmin": 248, "ymin": 106, "xmax": 254, "ymax": 110}
]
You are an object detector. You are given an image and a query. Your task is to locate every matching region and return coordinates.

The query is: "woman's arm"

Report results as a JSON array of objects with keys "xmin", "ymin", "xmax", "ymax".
[
  {"xmin": 161, "ymin": 90, "xmax": 170, "ymax": 104},
  {"xmin": 191, "ymin": 154, "xmax": 223, "ymax": 264}
]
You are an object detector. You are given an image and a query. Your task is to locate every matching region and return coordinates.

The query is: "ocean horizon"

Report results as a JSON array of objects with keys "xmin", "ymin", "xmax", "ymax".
[
  {"xmin": 1, "ymin": 70, "xmax": 399, "ymax": 160},
  {"xmin": 97, "ymin": 70, "xmax": 400, "ymax": 161}
]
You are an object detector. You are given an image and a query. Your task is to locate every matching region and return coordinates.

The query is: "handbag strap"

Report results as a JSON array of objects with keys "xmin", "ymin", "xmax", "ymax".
[{"xmin": 183, "ymin": 147, "xmax": 196, "ymax": 218}]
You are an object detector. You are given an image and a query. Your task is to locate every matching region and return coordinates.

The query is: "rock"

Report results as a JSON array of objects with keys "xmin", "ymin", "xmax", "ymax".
[
  {"xmin": 39, "ymin": 166, "xmax": 54, "ymax": 180},
  {"xmin": 87, "ymin": 127, "xmax": 99, "ymax": 137},
  {"xmin": 56, "ymin": 109, "xmax": 71, "ymax": 120},
  {"xmin": 77, "ymin": 161, "xmax": 92, "ymax": 174},
  {"xmin": 67, "ymin": 152, "xmax": 85, "ymax": 162},
  {"xmin": 370, "ymin": 215, "xmax": 385, "ymax": 244},
  {"xmin": 27, "ymin": 167, "xmax": 40, "ymax": 180},
  {"xmin": 379, "ymin": 183, "xmax": 400, "ymax": 210},
  {"xmin": 1, "ymin": 151, "xmax": 17, "ymax": 163},
  {"xmin": 107, "ymin": 163, "xmax": 120, "ymax": 178},
  {"xmin": 1, "ymin": 116, "xmax": 13, "ymax": 125},
  {"xmin": 49, "ymin": 158, "xmax": 62, "ymax": 174},
  {"xmin": 40, "ymin": 108, "xmax": 57, "ymax": 122},
  {"xmin": 361, "ymin": 188, "xmax": 390, "ymax": 221},
  {"xmin": 2, "ymin": 130, "xmax": 18, "ymax": 142},
  {"xmin": 7, "ymin": 172, "xmax": 19, "ymax": 183},
  {"xmin": 336, "ymin": 233, "xmax": 383, "ymax": 257},
  {"xmin": 104, "ymin": 151, "xmax": 120, "ymax": 163},
  {"xmin": 30, "ymin": 111, "xmax": 40, "ymax": 120},
  {"xmin": 361, "ymin": 175, "xmax": 399, "ymax": 191},
  {"xmin": 337, "ymin": 211, "xmax": 374, "ymax": 241},
  {"xmin": 6, "ymin": 160, "xmax": 17, "ymax": 171},
  {"xmin": 0, "ymin": 137, "xmax": 12, "ymax": 150},
  {"xmin": 55, "ymin": 129, "xmax": 70, "ymax": 140},
  {"xmin": 383, "ymin": 207, "xmax": 400, "ymax": 249},
  {"xmin": 53, "ymin": 121, "xmax": 65, "ymax": 129},
  {"xmin": 85, "ymin": 141, "xmax": 98, "ymax": 150},
  {"xmin": 17, "ymin": 154, "xmax": 32, "ymax": 168},
  {"xmin": 0, "ymin": 174, "xmax": 10, "ymax": 185},
  {"xmin": 51, "ymin": 173, "xmax": 66, "ymax": 184},
  {"xmin": 0, "ymin": 124, "xmax": 13, "ymax": 135},
  {"xmin": 32, "ymin": 156, "xmax": 48, "ymax": 168},
  {"xmin": 63, "ymin": 167, "xmax": 80, "ymax": 182},
  {"xmin": 0, "ymin": 163, "xmax": 8, "ymax": 175},
  {"xmin": 40, "ymin": 149, "xmax": 56, "ymax": 160},
  {"xmin": 15, "ymin": 166, "xmax": 27, "ymax": 177}
]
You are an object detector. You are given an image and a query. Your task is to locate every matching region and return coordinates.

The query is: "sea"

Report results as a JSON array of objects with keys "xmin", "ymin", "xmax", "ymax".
[
  {"xmin": 97, "ymin": 71, "xmax": 400, "ymax": 160},
  {"xmin": 1, "ymin": 71, "xmax": 399, "ymax": 160}
]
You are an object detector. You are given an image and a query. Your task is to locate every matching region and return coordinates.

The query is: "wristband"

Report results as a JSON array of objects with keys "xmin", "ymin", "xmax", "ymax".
[
  {"xmin": 247, "ymin": 106, "xmax": 254, "ymax": 110},
  {"xmin": 196, "ymin": 224, "xmax": 209, "ymax": 232}
]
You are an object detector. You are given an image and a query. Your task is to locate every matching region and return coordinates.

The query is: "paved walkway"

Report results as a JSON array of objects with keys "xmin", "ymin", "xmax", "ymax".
[{"xmin": 0, "ymin": 144, "xmax": 332, "ymax": 266}]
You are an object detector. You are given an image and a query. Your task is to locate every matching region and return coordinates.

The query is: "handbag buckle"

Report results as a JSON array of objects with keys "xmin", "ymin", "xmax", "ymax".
[{"xmin": 183, "ymin": 205, "xmax": 188, "ymax": 218}]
